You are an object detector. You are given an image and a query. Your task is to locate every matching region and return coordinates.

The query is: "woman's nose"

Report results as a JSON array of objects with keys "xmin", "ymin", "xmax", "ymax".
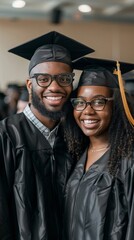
[{"xmin": 82, "ymin": 104, "xmax": 96, "ymax": 115}]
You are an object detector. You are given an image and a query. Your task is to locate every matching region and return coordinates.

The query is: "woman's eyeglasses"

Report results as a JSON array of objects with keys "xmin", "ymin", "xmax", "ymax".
[{"xmin": 71, "ymin": 97, "xmax": 114, "ymax": 111}]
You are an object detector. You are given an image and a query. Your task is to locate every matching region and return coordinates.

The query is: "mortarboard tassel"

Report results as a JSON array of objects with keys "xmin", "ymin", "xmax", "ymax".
[{"xmin": 115, "ymin": 61, "xmax": 134, "ymax": 127}]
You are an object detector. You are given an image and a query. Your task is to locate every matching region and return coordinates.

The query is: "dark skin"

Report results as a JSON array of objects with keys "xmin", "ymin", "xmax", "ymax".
[
  {"xmin": 26, "ymin": 61, "xmax": 73, "ymax": 130},
  {"xmin": 73, "ymin": 86, "xmax": 113, "ymax": 171}
]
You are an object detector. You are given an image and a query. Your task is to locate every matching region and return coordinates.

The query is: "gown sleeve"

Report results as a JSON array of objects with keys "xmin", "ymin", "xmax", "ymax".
[
  {"xmin": 0, "ymin": 129, "xmax": 15, "ymax": 239},
  {"xmin": 124, "ymin": 153, "xmax": 134, "ymax": 240}
]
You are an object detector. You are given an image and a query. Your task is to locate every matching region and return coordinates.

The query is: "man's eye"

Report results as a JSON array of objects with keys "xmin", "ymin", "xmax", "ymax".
[
  {"xmin": 59, "ymin": 76, "xmax": 71, "ymax": 83},
  {"xmin": 38, "ymin": 76, "xmax": 49, "ymax": 82},
  {"xmin": 59, "ymin": 77, "xmax": 67, "ymax": 82}
]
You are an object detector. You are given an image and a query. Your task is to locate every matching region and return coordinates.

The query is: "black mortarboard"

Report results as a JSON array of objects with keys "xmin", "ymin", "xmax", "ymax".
[
  {"xmin": 73, "ymin": 57, "xmax": 134, "ymax": 126},
  {"xmin": 73, "ymin": 57, "xmax": 134, "ymax": 74},
  {"xmin": 8, "ymin": 31, "xmax": 95, "ymax": 73},
  {"xmin": 78, "ymin": 67, "xmax": 118, "ymax": 88},
  {"xmin": 73, "ymin": 57, "xmax": 134, "ymax": 88}
]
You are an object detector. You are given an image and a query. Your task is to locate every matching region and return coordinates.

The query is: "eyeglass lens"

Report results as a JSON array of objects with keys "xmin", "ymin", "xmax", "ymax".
[
  {"xmin": 33, "ymin": 73, "xmax": 74, "ymax": 87},
  {"xmin": 71, "ymin": 98, "xmax": 108, "ymax": 111}
]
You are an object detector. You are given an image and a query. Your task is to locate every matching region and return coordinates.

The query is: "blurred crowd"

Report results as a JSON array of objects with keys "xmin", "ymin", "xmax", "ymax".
[{"xmin": 0, "ymin": 83, "xmax": 29, "ymax": 120}]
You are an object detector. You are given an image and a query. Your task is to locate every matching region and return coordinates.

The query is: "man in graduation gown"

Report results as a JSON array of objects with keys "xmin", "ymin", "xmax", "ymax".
[{"xmin": 0, "ymin": 31, "xmax": 94, "ymax": 240}]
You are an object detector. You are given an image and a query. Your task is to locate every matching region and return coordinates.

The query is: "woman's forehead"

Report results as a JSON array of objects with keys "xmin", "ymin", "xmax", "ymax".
[{"xmin": 77, "ymin": 85, "xmax": 112, "ymax": 95}]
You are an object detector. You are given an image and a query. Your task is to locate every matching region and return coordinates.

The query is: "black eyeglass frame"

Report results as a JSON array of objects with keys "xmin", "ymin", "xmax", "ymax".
[
  {"xmin": 30, "ymin": 72, "xmax": 75, "ymax": 87},
  {"xmin": 71, "ymin": 97, "xmax": 114, "ymax": 111}
]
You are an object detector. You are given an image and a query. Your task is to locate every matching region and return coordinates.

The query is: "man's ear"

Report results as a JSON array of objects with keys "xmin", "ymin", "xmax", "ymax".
[{"xmin": 26, "ymin": 79, "xmax": 32, "ymax": 94}]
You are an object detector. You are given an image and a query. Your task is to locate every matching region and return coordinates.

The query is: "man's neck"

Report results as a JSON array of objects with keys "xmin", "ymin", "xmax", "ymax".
[{"xmin": 30, "ymin": 105, "xmax": 59, "ymax": 130}]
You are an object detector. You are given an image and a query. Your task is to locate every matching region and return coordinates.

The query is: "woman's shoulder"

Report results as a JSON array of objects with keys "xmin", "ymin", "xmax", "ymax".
[{"xmin": 120, "ymin": 148, "xmax": 134, "ymax": 180}]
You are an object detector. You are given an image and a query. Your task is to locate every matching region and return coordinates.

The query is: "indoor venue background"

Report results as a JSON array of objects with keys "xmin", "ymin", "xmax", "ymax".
[{"xmin": 0, "ymin": 0, "xmax": 134, "ymax": 91}]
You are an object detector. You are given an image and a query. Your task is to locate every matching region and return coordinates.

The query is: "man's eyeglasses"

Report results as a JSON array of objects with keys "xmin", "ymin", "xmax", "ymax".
[
  {"xmin": 30, "ymin": 73, "xmax": 75, "ymax": 87},
  {"xmin": 71, "ymin": 97, "xmax": 114, "ymax": 111}
]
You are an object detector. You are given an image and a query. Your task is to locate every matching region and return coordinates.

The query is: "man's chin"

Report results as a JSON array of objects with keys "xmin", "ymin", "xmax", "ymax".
[
  {"xmin": 42, "ymin": 110, "xmax": 64, "ymax": 121},
  {"xmin": 34, "ymin": 104, "xmax": 64, "ymax": 121},
  {"xmin": 31, "ymin": 90, "xmax": 68, "ymax": 121}
]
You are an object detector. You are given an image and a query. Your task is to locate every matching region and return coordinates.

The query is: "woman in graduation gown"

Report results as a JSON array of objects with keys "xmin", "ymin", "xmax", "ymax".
[{"xmin": 62, "ymin": 58, "xmax": 134, "ymax": 240}]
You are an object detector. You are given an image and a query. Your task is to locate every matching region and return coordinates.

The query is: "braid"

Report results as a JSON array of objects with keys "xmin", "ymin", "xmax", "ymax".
[
  {"xmin": 108, "ymin": 89, "xmax": 134, "ymax": 176},
  {"xmin": 63, "ymin": 101, "xmax": 88, "ymax": 161}
]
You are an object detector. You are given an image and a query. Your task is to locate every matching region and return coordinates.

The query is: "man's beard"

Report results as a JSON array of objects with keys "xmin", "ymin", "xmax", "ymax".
[{"xmin": 31, "ymin": 88, "xmax": 68, "ymax": 121}]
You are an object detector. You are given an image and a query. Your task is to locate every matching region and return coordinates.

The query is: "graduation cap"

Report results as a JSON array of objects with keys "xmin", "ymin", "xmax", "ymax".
[
  {"xmin": 73, "ymin": 56, "xmax": 134, "ymax": 74},
  {"xmin": 73, "ymin": 56, "xmax": 134, "ymax": 126},
  {"xmin": 8, "ymin": 31, "xmax": 95, "ymax": 73}
]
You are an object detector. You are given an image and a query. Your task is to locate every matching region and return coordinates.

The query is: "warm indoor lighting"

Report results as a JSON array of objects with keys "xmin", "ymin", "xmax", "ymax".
[
  {"xmin": 78, "ymin": 4, "xmax": 92, "ymax": 13},
  {"xmin": 12, "ymin": 0, "xmax": 26, "ymax": 8}
]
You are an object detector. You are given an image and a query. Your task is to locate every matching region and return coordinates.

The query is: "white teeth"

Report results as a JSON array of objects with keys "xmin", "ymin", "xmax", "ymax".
[
  {"xmin": 46, "ymin": 96, "xmax": 62, "ymax": 100},
  {"xmin": 83, "ymin": 120, "xmax": 98, "ymax": 124}
]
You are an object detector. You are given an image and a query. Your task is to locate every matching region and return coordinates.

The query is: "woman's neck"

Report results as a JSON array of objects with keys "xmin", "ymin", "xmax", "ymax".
[{"xmin": 89, "ymin": 134, "xmax": 109, "ymax": 149}]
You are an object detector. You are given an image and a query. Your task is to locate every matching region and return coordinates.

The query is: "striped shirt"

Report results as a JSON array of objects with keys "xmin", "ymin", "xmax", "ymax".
[{"xmin": 23, "ymin": 104, "xmax": 59, "ymax": 148}]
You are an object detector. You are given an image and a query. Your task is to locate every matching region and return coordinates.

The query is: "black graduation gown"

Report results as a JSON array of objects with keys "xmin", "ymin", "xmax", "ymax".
[
  {"xmin": 0, "ymin": 113, "xmax": 75, "ymax": 240},
  {"xmin": 63, "ymin": 148, "xmax": 134, "ymax": 240}
]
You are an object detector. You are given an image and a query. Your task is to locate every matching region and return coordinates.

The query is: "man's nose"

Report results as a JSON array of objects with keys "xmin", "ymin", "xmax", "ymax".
[{"xmin": 47, "ymin": 79, "xmax": 61, "ymax": 89}]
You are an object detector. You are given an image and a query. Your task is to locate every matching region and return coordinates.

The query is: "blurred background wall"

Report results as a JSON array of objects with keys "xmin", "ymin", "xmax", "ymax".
[{"xmin": 0, "ymin": 18, "xmax": 134, "ymax": 91}]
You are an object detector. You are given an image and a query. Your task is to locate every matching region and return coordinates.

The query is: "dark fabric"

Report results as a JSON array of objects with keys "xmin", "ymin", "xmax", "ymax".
[
  {"xmin": 72, "ymin": 57, "xmax": 134, "ymax": 74},
  {"xmin": 8, "ymin": 31, "xmax": 95, "ymax": 70},
  {"xmin": 78, "ymin": 67, "xmax": 119, "ymax": 88},
  {"xmin": 29, "ymin": 44, "xmax": 72, "ymax": 73},
  {"xmin": 63, "ymin": 148, "xmax": 134, "ymax": 240},
  {"xmin": 0, "ymin": 113, "xmax": 75, "ymax": 240}
]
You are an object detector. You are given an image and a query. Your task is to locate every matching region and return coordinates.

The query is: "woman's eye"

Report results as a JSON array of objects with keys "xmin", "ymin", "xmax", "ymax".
[
  {"xmin": 93, "ymin": 99, "xmax": 105, "ymax": 105},
  {"xmin": 77, "ymin": 101, "xmax": 85, "ymax": 105}
]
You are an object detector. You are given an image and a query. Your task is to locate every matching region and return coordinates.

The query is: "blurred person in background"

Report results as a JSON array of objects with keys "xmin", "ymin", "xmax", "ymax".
[
  {"xmin": 0, "ymin": 91, "xmax": 8, "ymax": 120},
  {"xmin": 123, "ymin": 72, "xmax": 134, "ymax": 100},
  {"xmin": 125, "ymin": 78, "xmax": 134, "ymax": 96},
  {"xmin": 5, "ymin": 83, "xmax": 21, "ymax": 115},
  {"xmin": 17, "ymin": 86, "xmax": 29, "ymax": 113}
]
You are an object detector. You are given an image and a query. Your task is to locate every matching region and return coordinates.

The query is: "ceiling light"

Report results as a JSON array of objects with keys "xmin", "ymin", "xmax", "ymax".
[
  {"xmin": 78, "ymin": 4, "xmax": 92, "ymax": 13},
  {"xmin": 12, "ymin": 0, "xmax": 26, "ymax": 8}
]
